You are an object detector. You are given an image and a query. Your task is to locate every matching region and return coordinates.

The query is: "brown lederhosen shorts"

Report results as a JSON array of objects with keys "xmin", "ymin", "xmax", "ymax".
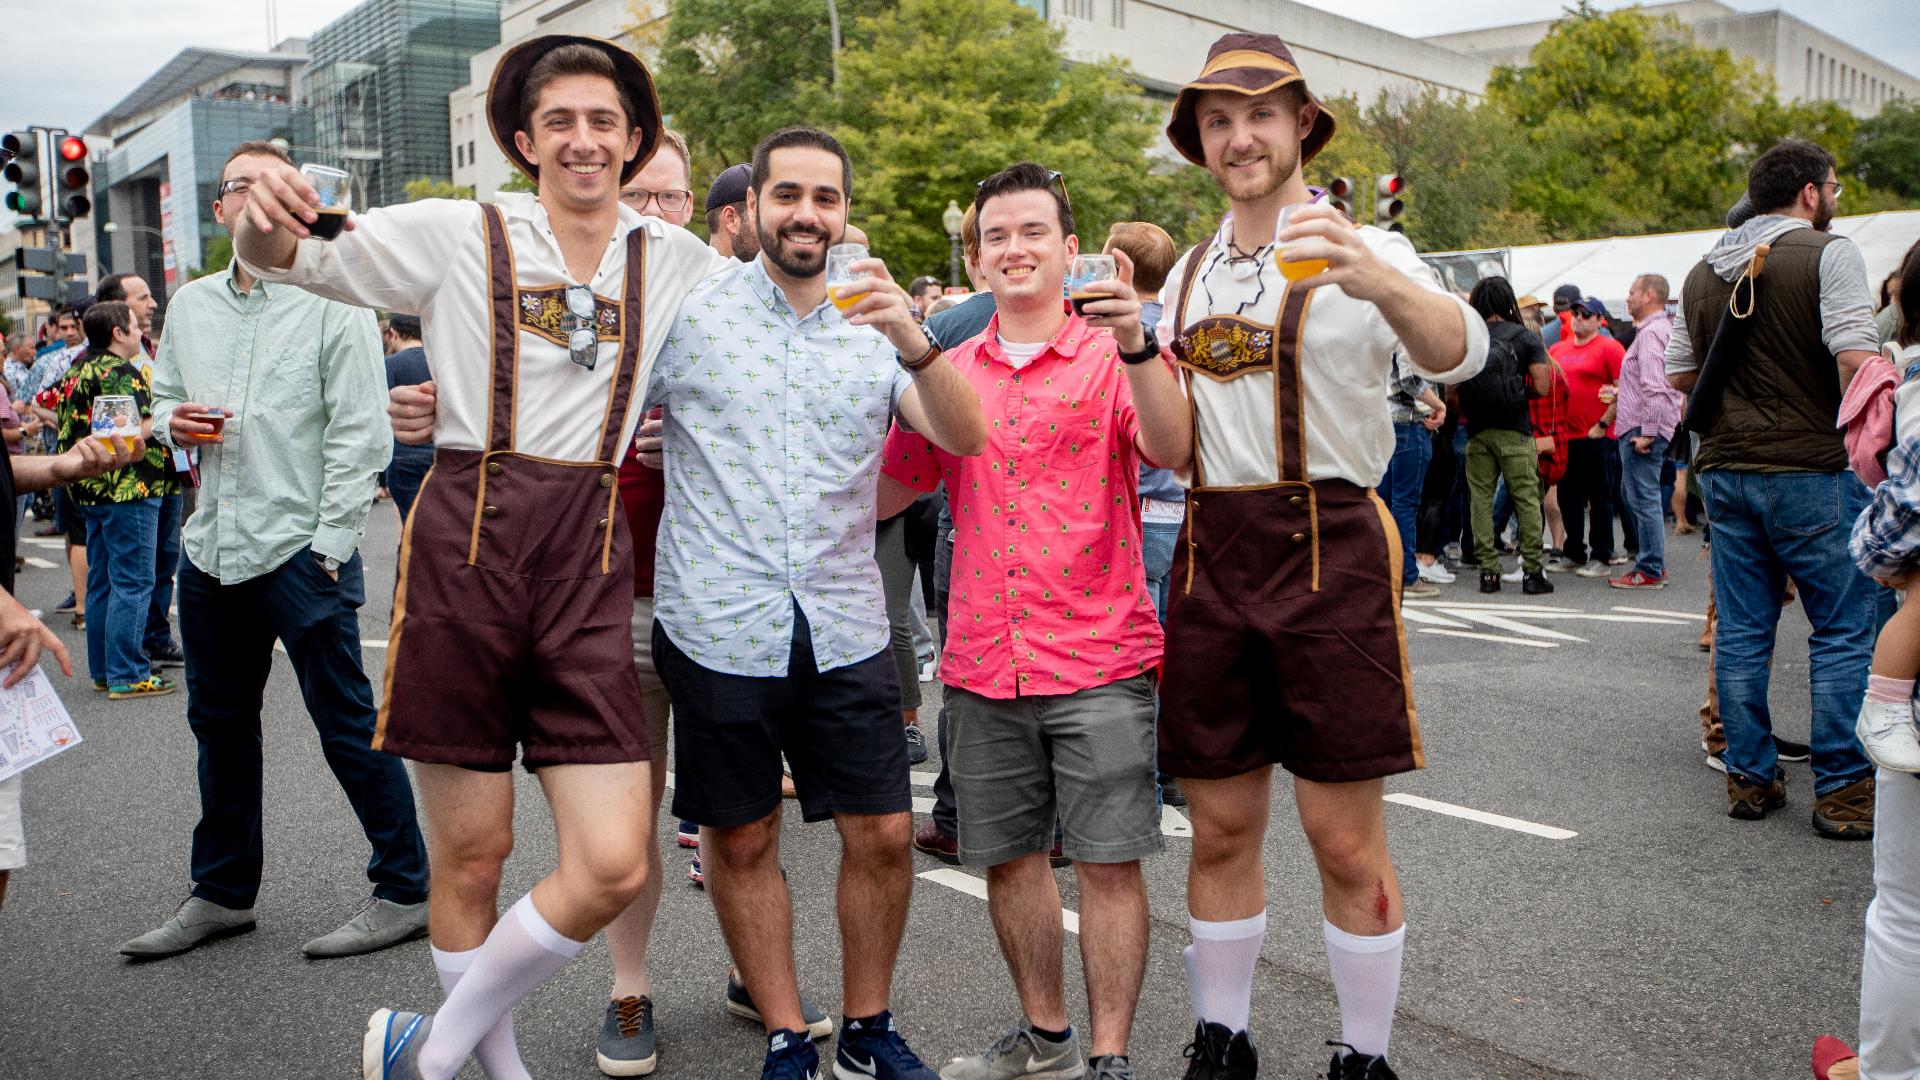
[
  {"xmin": 373, "ymin": 203, "xmax": 651, "ymax": 772},
  {"xmin": 1157, "ymin": 480, "xmax": 1423, "ymax": 783}
]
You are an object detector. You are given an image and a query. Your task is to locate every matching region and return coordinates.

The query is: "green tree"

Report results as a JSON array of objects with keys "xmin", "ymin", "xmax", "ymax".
[
  {"xmin": 804, "ymin": 0, "xmax": 1220, "ymax": 277},
  {"xmin": 656, "ymin": 0, "xmax": 889, "ymax": 182},
  {"xmin": 499, "ymin": 171, "xmax": 537, "ymax": 194},
  {"xmin": 403, "ymin": 176, "xmax": 476, "ymax": 202},
  {"xmin": 1850, "ymin": 98, "xmax": 1920, "ymax": 202},
  {"xmin": 190, "ymin": 235, "xmax": 234, "ymax": 279},
  {"xmin": 1488, "ymin": 3, "xmax": 1776, "ymax": 239}
]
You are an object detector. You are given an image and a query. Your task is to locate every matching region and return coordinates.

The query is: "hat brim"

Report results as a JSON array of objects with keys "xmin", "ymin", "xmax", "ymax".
[
  {"xmin": 1166, "ymin": 64, "xmax": 1336, "ymax": 170},
  {"xmin": 487, "ymin": 34, "xmax": 662, "ymax": 187}
]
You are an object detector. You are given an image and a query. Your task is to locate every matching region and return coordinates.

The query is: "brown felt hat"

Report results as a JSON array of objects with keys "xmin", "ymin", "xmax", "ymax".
[
  {"xmin": 1166, "ymin": 33, "xmax": 1337, "ymax": 169},
  {"xmin": 487, "ymin": 34, "xmax": 662, "ymax": 186}
]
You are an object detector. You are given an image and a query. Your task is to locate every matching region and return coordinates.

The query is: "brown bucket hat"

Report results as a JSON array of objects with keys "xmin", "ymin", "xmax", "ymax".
[
  {"xmin": 487, "ymin": 34, "xmax": 662, "ymax": 186},
  {"xmin": 1166, "ymin": 32, "xmax": 1337, "ymax": 169}
]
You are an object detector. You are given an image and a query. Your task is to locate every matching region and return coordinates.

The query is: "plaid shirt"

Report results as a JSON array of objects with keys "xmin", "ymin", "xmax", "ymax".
[
  {"xmin": 1853, "ymin": 345, "xmax": 1920, "ymax": 580},
  {"xmin": 1614, "ymin": 311, "xmax": 1685, "ymax": 441}
]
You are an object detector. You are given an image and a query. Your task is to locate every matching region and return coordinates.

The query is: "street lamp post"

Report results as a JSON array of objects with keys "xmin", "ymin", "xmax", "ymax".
[{"xmin": 942, "ymin": 199, "xmax": 963, "ymax": 291}]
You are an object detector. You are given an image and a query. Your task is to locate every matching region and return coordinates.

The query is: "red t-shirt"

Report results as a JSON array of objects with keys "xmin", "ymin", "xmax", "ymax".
[
  {"xmin": 617, "ymin": 427, "xmax": 665, "ymax": 598},
  {"xmin": 1550, "ymin": 333, "xmax": 1626, "ymax": 439}
]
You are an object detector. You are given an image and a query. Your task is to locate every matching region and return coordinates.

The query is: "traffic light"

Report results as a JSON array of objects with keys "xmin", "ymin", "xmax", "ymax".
[
  {"xmin": 1326, "ymin": 176, "xmax": 1355, "ymax": 219},
  {"xmin": 53, "ymin": 134, "xmax": 89, "ymax": 221},
  {"xmin": 2, "ymin": 130, "xmax": 42, "ymax": 218},
  {"xmin": 1374, "ymin": 174, "xmax": 1406, "ymax": 232}
]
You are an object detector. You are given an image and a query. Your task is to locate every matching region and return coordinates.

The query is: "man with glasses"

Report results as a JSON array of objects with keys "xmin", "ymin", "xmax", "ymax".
[
  {"xmin": 1666, "ymin": 138, "xmax": 1883, "ymax": 837},
  {"xmin": 621, "ymin": 127, "xmax": 694, "ymax": 227},
  {"xmin": 123, "ymin": 139, "xmax": 430, "ymax": 964},
  {"xmin": 1544, "ymin": 297, "xmax": 1626, "ymax": 577},
  {"xmin": 228, "ymin": 37, "xmax": 737, "ymax": 1079}
]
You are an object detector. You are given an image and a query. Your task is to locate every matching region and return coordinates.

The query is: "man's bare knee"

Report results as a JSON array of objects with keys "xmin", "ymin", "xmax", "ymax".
[
  {"xmin": 1075, "ymin": 859, "xmax": 1145, "ymax": 894},
  {"xmin": 708, "ymin": 814, "xmax": 781, "ymax": 869},
  {"xmin": 836, "ymin": 811, "xmax": 911, "ymax": 861},
  {"xmin": 1303, "ymin": 819, "xmax": 1386, "ymax": 890}
]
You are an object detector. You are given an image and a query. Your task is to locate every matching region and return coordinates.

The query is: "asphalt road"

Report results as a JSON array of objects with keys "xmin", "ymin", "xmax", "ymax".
[{"xmin": 0, "ymin": 507, "xmax": 1873, "ymax": 1080}]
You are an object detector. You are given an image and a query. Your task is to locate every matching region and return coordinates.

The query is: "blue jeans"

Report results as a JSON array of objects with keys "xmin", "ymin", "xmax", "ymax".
[
  {"xmin": 1617, "ymin": 428, "xmax": 1669, "ymax": 577},
  {"xmin": 1380, "ymin": 421, "xmax": 1431, "ymax": 585},
  {"xmin": 148, "ymin": 493, "xmax": 182, "ymax": 651},
  {"xmin": 1699, "ymin": 470, "xmax": 1874, "ymax": 795},
  {"xmin": 387, "ymin": 444, "xmax": 434, "ymax": 526},
  {"xmin": 82, "ymin": 498, "xmax": 161, "ymax": 686},
  {"xmin": 180, "ymin": 550, "xmax": 428, "ymax": 908},
  {"xmin": 1141, "ymin": 518, "xmax": 1181, "ymax": 621}
]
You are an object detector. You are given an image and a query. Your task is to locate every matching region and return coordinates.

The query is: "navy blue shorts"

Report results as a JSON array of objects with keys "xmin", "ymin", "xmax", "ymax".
[{"xmin": 654, "ymin": 606, "xmax": 912, "ymax": 829}]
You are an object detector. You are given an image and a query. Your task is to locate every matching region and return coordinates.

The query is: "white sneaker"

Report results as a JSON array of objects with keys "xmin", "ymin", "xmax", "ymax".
[
  {"xmin": 1417, "ymin": 561, "xmax": 1455, "ymax": 584},
  {"xmin": 1500, "ymin": 567, "xmax": 1524, "ymax": 583},
  {"xmin": 1574, "ymin": 560, "xmax": 1610, "ymax": 577},
  {"xmin": 1857, "ymin": 698, "xmax": 1920, "ymax": 773}
]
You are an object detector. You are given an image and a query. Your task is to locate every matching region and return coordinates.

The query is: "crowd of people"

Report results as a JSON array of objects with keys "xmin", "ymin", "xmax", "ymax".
[{"xmin": 3, "ymin": 23, "xmax": 1919, "ymax": 1080}]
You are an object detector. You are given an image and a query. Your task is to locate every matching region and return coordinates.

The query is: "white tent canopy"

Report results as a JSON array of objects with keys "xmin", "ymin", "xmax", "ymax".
[{"xmin": 1431, "ymin": 210, "xmax": 1920, "ymax": 316}]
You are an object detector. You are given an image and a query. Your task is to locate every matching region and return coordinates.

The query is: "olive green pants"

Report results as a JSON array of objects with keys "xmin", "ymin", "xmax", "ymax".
[{"xmin": 1467, "ymin": 427, "xmax": 1546, "ymax": 574}]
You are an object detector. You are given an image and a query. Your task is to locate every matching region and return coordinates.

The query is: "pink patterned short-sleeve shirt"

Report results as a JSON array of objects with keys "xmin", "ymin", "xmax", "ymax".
[{"xmin": 883, "ymin": 312, "xmax": 1164, "ymax": 699}]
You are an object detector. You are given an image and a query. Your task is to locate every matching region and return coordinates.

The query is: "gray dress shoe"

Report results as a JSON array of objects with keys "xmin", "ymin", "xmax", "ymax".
[
  {"xmin": 305, "ymin": 897, "xmax": 430, "ymax": 959},
  {"xmin": 119, "ymin": 895, "xmax": 256, "ymax": 960}
]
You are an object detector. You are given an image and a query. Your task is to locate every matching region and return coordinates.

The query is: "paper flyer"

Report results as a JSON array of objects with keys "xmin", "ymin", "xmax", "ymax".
[{"xmin": 0, "ymin": 664, "xmax": 81, "ymax": 782}]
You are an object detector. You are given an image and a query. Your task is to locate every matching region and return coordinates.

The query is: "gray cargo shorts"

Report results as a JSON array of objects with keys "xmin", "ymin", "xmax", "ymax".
[{"xmin": 946, "ymin": 673, "xmax": 1163, "ymax": 867}]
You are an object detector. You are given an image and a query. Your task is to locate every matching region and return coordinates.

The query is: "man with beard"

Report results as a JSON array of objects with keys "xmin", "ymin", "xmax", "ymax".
[
  {"xmin": 1665, "ymin": 138, "xmax": 1883, "ymax": 837},
  {"xmin": 228, "ymin": 35, "xmax": 736, "ymax": 1079},
  {"xmin": 704, "ymin": 163, "xmax": 761, "ymax": 263},
  {"xmin": 646, "ymin": 126, "xmax": 986, "ymax": 1080},
  {"xmin": 1134, "ymin": 33, "xmax": 1486, "ymax": 1080}
]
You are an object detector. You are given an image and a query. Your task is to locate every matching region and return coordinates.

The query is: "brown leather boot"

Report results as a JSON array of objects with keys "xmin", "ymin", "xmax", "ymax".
[{"xmin": 1812, "ymin": 775, "xmax": 1875, "ymax": 840}]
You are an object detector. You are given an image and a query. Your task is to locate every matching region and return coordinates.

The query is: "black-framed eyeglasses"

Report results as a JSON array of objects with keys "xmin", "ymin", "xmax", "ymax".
[
  {"xmin": 564, "ymin": 285, "xmax": 598, "ymax": 370},
  {"xmin": 218, "ymin": 178, "xmax": 253, "ymax": 197},
  {"xmin": 976, "ymin": 168, "xmax": 1071, "ymax": 214},
  {"xmin": 621, "ymin": 188, "xmax": 691, "ymax": 213}
]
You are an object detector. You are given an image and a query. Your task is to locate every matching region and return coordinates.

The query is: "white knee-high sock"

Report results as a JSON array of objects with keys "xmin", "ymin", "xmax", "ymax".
[
  {"xmin": 433, "ymin": 944, "xmax": 534, "ymax": 1080},
  {"xmin": 1183, "ymin": 910, "xmax": 1268, "ymax": 1034},
  {"xmin": 1323, "ymin": 920, "xmax": 1405, "ymax": 1059},
  {"xmin": 417, "ymin": 893, "xmax": 585, "ymax": 1079}
]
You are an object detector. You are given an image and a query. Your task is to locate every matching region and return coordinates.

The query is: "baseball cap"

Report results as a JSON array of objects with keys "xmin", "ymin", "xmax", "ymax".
[
  {"xmin": 1574, "ymin": 297, "xmax": 1609, "ymax": 318},
  {"xmin": 704, "ymin": 163, "xmax": 752, "ymax": 213},
  {"xmin": 1552, "ymin": 284, "xmax": 1582, "ymax": 309}
]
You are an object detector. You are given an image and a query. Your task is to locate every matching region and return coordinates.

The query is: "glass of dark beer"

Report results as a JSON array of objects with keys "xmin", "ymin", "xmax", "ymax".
[
  {"xmin": 186, "ymin": 407, "xmax": 228, "ymax": 443},
  {"xmin": 300, "ymin": 163, "xmax": 351, "ymax": 240},
  {"xmin": 1067, "ymin": 254, "xmax": 1116, "ymax": 315}
]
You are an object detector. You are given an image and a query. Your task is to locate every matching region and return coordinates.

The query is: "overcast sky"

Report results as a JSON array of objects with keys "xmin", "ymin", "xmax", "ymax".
[{"xmin": 2, "ymin": 0, "xmax": 1914, "ymax": 146}]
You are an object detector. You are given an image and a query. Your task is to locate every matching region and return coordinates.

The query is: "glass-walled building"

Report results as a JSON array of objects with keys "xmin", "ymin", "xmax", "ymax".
[
  {"xmin": 306, "ymin": 0, "xmax": 503, "ymax": 209},
  {"xmin": 86, "ymin": 44, "xmax": 311, "ymax": 318}
]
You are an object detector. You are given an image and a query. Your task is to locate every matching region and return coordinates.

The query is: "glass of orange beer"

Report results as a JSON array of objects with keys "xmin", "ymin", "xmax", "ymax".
[
  {"xmin": 91, "ymin": 395, "xmax": 139, "ymax": 453},
  {"xmin": 826, "ymin": 243, "xmax": 871, "ymax": 314},
  {"xmin": 187, "ymin": 407, "xmax": 228, "ymax": 442},
  {"xmin": 1274, "ymin": 202, "xmax": 1329, "ymax": 283}
]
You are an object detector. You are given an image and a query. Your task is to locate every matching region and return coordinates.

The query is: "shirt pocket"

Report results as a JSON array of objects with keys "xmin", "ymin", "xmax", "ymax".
[
  {"xmin": 1037, "ymin": 403, "xmax": 1103, "ymax": 473},
  {"xmin": 252, "ymin": 347, "xmax": 318, "ymax": 412}
]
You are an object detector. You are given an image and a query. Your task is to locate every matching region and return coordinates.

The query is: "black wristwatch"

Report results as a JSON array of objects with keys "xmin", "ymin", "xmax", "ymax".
[{"xmin": 1118, "ymin": 326, "xmax": 1160, "ymax": 366}]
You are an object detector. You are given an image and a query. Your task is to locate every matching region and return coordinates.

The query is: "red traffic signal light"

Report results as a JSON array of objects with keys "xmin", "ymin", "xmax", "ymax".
[
  {"xmin": 1374, "ymin": 174, "xmax": 1407, "ymax": 232},
  {"xmin": 58, "ymin": 136, "xmax": 86, "ymax": 162}
]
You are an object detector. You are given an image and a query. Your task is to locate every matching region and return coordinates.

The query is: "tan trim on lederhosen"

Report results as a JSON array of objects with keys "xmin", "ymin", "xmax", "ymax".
[
  {"xmin": 1168, "ymin": 236, "xmax": 1321, "ymax": 592},
  {"xmin": 1365, "ymin": 488, "xmax": 1424, "ymax": 768},
  {"xmin": 372, "ymin": 459, "xmax": 437, "ymax": 752}
]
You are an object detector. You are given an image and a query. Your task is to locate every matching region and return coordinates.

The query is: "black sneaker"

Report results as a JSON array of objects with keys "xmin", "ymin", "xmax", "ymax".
[
  {"xmin": 1521, "ymin": 571, "xmax": 1555, "ymax": 595},
  {"xmin": 145, "ymin": 640, "xmax": 186, "ymax": 668},
  {"xmin": 760, "ymin": 1029, "xmax": 821, "ymax": 1080},
  {"xmin": 1478, "ymin": 569, "xmax": 1499, "ymax": 593},
  {"xmin": 903, "ymin": 723, "xmax": 928, "ymax": 765},
  {"xmin": 1327, "ymin": 1042, "xmax": 1400, "ymax": 1079},
  {"xmin": 833, "ymin": 1011, "xmax": 937, "ymax": 1079},
  {"xmin": 1774, "ymin": 735, "xmax": 1812, "ymax": 762},
  {"xmin": 1181, "ymin": 1021, "xmax": 1256, "ymax": 1079}
]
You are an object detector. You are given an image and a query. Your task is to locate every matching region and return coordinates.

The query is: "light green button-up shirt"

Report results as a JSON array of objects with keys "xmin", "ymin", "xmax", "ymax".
[{"xmin": 150, "ymin": 263, "xmax": 389, "ymax": 585}]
